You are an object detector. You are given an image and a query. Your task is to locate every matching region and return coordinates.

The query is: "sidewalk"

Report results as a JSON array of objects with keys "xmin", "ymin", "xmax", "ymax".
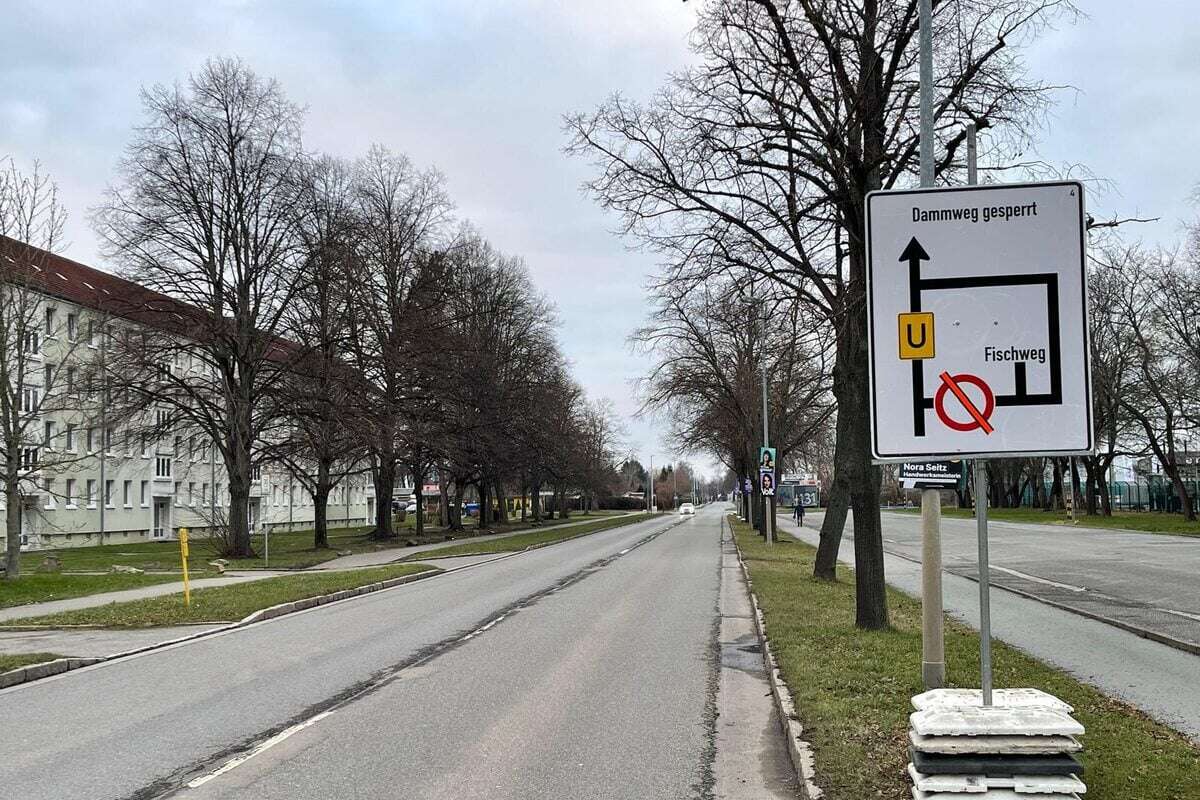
[
  {"xmin": 0, "ymin": 512, "xmax": 639, "ymax": 624},
  {"xmin": 776, "ymin": 512, "xmax": 1200, "ymax": 741},
  {"xmin": 311, "ymin": 512, "xmax": 639, "ymax": 570},
  {"xmin": 0, "ymin": 572, "xmax": 287, "ymax": 623}
]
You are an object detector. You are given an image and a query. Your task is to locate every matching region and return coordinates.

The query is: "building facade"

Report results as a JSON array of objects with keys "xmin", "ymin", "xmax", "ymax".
[{"xmin": 1, "ymin": 241, "xmax": 375, "ymax": 551}]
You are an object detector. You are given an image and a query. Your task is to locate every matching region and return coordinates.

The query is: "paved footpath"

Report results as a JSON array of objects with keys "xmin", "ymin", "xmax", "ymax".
[
  {"xmin": 0, "ymin": 514, "xmax": 637, "ymax": 625},
  {"xmin": 787, "ymin": 512, "xmax": 1200, "ymax": 742},
  {"xmin": 0, "ymin": 508, "xmax": 796, "ymax": 800}
]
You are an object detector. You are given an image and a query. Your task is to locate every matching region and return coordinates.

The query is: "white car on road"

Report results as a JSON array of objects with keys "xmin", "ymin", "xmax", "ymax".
[{"xmin": 679, "ymin": 503, "xmax": 696, "ymax": 515}]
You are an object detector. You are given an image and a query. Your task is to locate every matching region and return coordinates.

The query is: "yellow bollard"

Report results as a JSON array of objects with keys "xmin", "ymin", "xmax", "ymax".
[{"xmin": 179, "ymin": 528, "xmax": 191, "ymax": 609}]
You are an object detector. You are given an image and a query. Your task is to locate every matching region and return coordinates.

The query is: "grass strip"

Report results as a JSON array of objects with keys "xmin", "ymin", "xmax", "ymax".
[
  {"xmin": 0, "ymin": 572, "xmax": 189, "ymax": 609},
  {"xmin": 890, "ymin": 507, "xmax": 1200, "ymax": 536},
  {"xmin": 8, "ymin": 563, "xmax": 436, "ymax": 628},
  {"xmin": 0, "ymin": 653, "xmax": 65, "ymax": 673},
  {"xmin": 730, "ymin": 515, "xmax": 1200, "ymax": 799},
  {"xmin": 405, "ymin": 513, "xmax": 654, "ymax": 560}
]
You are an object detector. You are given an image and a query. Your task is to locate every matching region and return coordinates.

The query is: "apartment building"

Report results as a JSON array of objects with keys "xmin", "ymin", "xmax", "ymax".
[{"xmin": 1, "ymin": 238, "xmax": 373, "ymax": 551}]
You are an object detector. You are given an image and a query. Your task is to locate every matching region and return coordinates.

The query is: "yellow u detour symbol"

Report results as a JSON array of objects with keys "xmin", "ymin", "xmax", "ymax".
[{"xmin": 898, "ymin": 312, "xmax": 935, "ymax": 360}]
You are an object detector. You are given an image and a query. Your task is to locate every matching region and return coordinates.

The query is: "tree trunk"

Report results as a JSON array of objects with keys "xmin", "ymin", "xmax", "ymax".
[
  {"xmin": 478, "ymin": 479, "xmax": 491, "ymax": 528},
  {"xmin": 496, "ymin": 482, "xmax": 510, "ymax": 524},
  {"xmin": 438, "ymin": 471, "xmax": 450, "ymax": 528},
  {"xmin": 371, "ymin": 454, "xmax": 397, "ymax": 539},
  {"xmin": 411, "ymin": 464, "xmax": 427, "ymax": 538},
  {"xmin": 451, "ymin": 482, "xmax": 465, "ymax": 531},
  {"xmin": 313, "ymin": 459, "xmax": 332, "ymax": 549},
  {"xmin": 560, "ymin": 486, "xmax": 571, "ymax": 519},
  {"xmin": 1048, "ymin": 460, "xmax": 1064, "ymax": 510},
  {"xmin": 1098, "ymin": 467, "xmax": 1112, "ymax": 516},
  {"xmin": 4, "ymin": 472, "xmax": 21, "ymax": 580},
  {"xmin": 531, "ymin": 480, "xmax": 542, "ymax": 522}
]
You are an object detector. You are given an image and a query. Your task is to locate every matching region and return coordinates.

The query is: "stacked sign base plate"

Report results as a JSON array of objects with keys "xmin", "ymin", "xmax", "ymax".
[{"xmin": 908, "ymin": 689, "xmax": 1085, "ymax": 799}]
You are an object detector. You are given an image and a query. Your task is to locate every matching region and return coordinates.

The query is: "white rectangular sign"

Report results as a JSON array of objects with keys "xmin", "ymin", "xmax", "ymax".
[{"xmin": 866, "ymin": 181, "xmax": 1092, "ymax": 461}]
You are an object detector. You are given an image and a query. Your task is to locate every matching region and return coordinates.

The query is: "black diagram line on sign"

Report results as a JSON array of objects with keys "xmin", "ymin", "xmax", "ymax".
[{"xmin": 899, "ymin": 236, "xmax": 1065, "ymax": 437}]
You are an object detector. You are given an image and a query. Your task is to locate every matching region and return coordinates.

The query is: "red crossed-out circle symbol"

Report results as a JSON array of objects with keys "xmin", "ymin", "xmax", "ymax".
[{"xmin": 934, "ymin": 371, "xmax": 996, "ymax": 434}]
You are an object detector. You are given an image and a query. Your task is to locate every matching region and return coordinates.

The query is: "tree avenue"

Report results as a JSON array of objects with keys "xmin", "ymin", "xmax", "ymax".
[
  {"xmin": 0, "ymin": 59, "xmax": 629, "ymax": 576},
  {"xmin": 569, "ymin": 0, "xmax": 1077, "ymax": 628}
]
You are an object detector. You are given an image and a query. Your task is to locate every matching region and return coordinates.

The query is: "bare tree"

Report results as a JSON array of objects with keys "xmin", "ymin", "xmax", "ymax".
[
  {"xmin": 346, "ymin": 145, "xmax": 453, "ymax": 540},
  {"xmin": 1100, "ymin": 244, "xmax": 1197, "ymax": 520},
  {"xmin": 0, "ymin": 158, "xmax": 77, "ymax": 577},
  {"xmin": 270, "ymin": 156, "xmax": 367, "ymax": 549},
  {"xmin": 569, "ymin": 0, "xmax": 1076, "ymax": 628},
  {"xmin": 95, "ymin": 58, "xmax": 308, "ymax": 557}
]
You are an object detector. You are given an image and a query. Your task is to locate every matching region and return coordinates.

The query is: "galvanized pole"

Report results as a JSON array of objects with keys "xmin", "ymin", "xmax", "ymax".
[
  {"xmin": 916, "ymin": 0, "xmax": 942, "ymax": 689},
  {"xmin": 975, "ymin": 460, "xmax": 994, "ymax": 705},
  {"xmin": 920, "ymin": 487, "xmax": 945, "ymax": 688},
  {"xmin": 761, "ymin": 350, "xmax": 774, "ymax": 546},
  {"xmin": 919, "ymin": 0, "xmax": 935, "ymax": 187}
]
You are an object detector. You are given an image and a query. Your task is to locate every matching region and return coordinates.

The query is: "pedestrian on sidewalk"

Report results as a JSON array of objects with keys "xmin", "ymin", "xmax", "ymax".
[{"xmin": 792, "ymin": 497, "xmax": 804, "ymax": 526}]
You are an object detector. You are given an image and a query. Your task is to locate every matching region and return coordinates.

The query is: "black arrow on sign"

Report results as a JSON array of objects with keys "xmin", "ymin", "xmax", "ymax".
[
  {"xmin": 899, "ymin": 236, "xmax": 930, "ymax": 311},
  {"xmin": 899, "ymin": 237, "xmax": 931, "ymax": 437}
]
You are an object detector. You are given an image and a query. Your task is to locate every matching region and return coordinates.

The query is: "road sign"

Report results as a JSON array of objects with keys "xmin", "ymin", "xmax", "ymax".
[
  {"xmin": 866, "ymin": 181, "xmax": 1092, "ymax": 461},
  {"xmin": 900, "ymin": 461, "xmax": 962, "ymax": 489}
]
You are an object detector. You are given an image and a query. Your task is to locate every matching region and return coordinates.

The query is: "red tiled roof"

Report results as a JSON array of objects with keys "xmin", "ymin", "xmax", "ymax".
[{"xmin": 0, "ymin": 235, "xmax": 302, "ymax": 363}]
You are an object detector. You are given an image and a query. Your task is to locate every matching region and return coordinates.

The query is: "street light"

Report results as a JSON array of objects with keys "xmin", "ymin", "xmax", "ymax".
[{"xmin": 738, "ymin": 285, "xmax": 774, "ymax": 546}]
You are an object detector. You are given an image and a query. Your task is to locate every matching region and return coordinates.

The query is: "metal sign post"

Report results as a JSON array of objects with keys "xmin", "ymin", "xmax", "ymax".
[{"xmin": 974, "ymin": 461, "xmax": 993, "ymax": 705}]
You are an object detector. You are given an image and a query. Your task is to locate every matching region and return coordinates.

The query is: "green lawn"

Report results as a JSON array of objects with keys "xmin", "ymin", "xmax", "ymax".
[
  {"xmin": 405, "ymin": 513, "xmax": 652, "ymax": 560},
  {"xmin": 891, "ymin": 506, "xmax": 1200, "ymax": 536},
  {"xmin": 8, "ymin": 563, "xmax": 436, "ymax": 628},
  {"xmin": 731, "ymin": 515, "xmax": 1200, "ymax": 800},
  {"xmin": 0, "ymin": 572, "xmax": 186, "ymax": 609},
  {"xmin": 0, "ymin": 653, "xmax": 65, "ymax": 673}
]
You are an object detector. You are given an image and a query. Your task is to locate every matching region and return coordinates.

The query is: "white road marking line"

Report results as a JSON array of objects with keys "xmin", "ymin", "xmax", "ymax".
[
  {"xmin": 186, "ymin": 711, "xmax": 334, "ymax": 789},
  {"xmin": 990, "ymin": 565, "xmax": 1086, "ymax": 593},
  {"xmin": 1162, "ymin": 608, "xmax": 1200, "ymax": 623},
  {"xmin": 619, "ymin": 548, "xmax": 631, "ymax": 555}
]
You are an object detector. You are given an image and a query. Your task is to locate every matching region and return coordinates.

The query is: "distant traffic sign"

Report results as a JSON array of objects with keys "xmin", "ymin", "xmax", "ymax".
[{"xmin": 866, "ymin": 181, "xmax": 1093, "ymax": 461}]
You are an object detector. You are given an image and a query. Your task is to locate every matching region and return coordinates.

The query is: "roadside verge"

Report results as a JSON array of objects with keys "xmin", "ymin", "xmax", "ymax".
[{"xmin": 727, "ymin": 514, "xmax": 1200, "ymax": 799}]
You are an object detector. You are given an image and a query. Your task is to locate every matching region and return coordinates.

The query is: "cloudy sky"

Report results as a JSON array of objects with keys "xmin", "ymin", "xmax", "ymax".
[{"xmin": 2, "ymin": 1, "xmax": 1196, "ymax": 483}]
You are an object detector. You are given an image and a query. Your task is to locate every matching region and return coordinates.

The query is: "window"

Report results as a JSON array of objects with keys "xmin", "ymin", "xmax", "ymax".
[
  {"xmin": 87, "ymin": 320, "xmax": 97, "ymax": 347},
  {"xmin": 65, "ymin": 479, "xmax": 77, "ymax": 508},
  {"xmin": 22, "ymin": 328, "xmax": 39, "ymax": 355},
  {"xmin": 156, "ymin": 408, "xmax": 170, "ymax": 435},
  {"xmin": 43, "ymin": 478, "xmax": 55, "ymax": 510},
  {"xmin": 66, "ymin": 366, "xmax": 76, "ymax": 394},
  {"xmin": 43, "ymin": 420, "xmax": 56, "ymax": 449},
  {"xmin": 155, "ymin": 456, "xmax": 172, "ymax": 479},
  {"xmin": 105, "ymin": 427, "xmax": 116, "ymax": 451},
  {"xmin": 105, "ymin": 480, "xmax": 115, "ymax": 508},
  {"xmin": 21, "ymin": 447, "xmax": 39, "ymax": 471},
  {"xmin": 200, "ymin": 482, "xmax": 207, "ymax": 504},
  {"xmin": 215, "ymin": 483, "xmax": 223, "ymax": 506},
  {"xmin": 87, "ymin": 427, "xmax": 97, "ymax": 453},
  {"xmin": 43, "ymin": 363, "xmax": 54, "ymax": 389},
  {"xmin": 21, "ymin": 386, "xmax": 39, "ymax": 414},
  {"xmin": 65, "ymin": 424, "xmax": 76, "ymax": 452},
  {"xmin": 140, "ymin": 480, "xmax": 149, "ymax": 507},
  {"xmin": 86, "ymin": 479, "xmax": 97, "ymax": 508},
  {"xmin": 123, "ymin": 480, "xmax": 133, "ymax": 508},
  {"xmin": 142, "ymin": 434, "xmax": 151, "ymax": 458},
  {"xmin": 188, "ymin": 482, "xmax": 195, "ymax": 506},
  {"xmin": 173, "ymin": 435, "xmax": 182, "ymax": 456},
  {"xmin": 174, "ymin": 481, "xmax": 182, "ymax": 506},
  {"xmin": 45, "ymin": 307, "xmax": 56, "ymax": 336},
  {"xmin": 67, "ymin": 313, "xmax": 78, "ymax": 342}
]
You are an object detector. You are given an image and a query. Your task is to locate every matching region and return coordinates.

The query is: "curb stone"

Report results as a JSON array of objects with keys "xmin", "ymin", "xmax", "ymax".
[{"xmin": 728, "ymin": 519, "xmax": 824, "ymax": 800}]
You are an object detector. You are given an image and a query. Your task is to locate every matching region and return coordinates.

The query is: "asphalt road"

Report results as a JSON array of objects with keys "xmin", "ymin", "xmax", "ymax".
[
  {"xmin": 1, "ymin": 507, "xmax": 791, "ymax": 799},
  {"xmin": 875, "ymin": 510, "xmax": 1200, "ymax": 649},
  {"xmin": 789, "ymin": 512, "xmax": 1200, "ymax": 741}
]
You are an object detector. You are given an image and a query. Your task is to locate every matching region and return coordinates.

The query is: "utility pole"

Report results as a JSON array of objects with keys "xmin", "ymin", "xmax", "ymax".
[{"xmin": 917, "ymin": 0, "xmax": 944, "ymax": 690}]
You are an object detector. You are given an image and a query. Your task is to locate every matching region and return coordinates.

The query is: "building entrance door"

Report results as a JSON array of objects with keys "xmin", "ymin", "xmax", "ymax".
[{"xmin": 152, "ymin": 498, "xmax": 170, "ymax": 539}]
